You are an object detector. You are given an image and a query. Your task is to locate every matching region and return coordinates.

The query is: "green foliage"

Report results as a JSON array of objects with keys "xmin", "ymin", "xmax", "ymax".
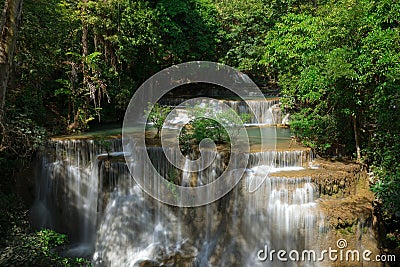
[
  {"xmin": 96, "ymin": 137, "xmax": 112, "ymax": 154},
  {"xmin": 11, "ymin": 0, "xmax": 221, "ymax": 133},
  {"xmin": 178, "ymin": 126, "xmax": 192, "ymax": 155},
  {"xmin": 3, "ymin": 0, "xmax": 399, "ymax": 255},
  {"xmin": 145, "ymin": 103, "xmax": 172, "ymax": 138},
  {"xmin": 0, "ymin": 112, "xmax": 47, "ymax": 159},
  {"xmin": 368, "ymin": 83, "xmax": 400, "ymax": 224},
  {"xmin": 178, "ymin": 104, "xmax": 249, "ymax": 155},
  {"xmin": 191, "ymin": 117, "xmax": 229, "ymax": 144},
  {"xmin": 55, "ymin": 50, "xmax": 111, "ymax": 132},
  {"xmin": 14, "ymin": 0, "xmax": 79, "ymax": 130},
  {"xmin": 214, "ymin": 0, "xmax": 322, "ymax": 85},
  {"xmin": 0, "ymin": 194, "xmax": 90, "ymax": 266},
  {"xmin": 260, "ymin": 0, "xmax": 400, "ymax": 244},
  {"xmin": 155, "ymin": 0, "xmax": 219, "ymax": 64},
  {"xmin": 262, "ymin": 0, "xmax": 400, "ymax": 156},
  {"xmin": 165, "ymin": 168, "xmax": 179, "ymax": 201},
  {"xmin": 178, "ymin": 117, "xmax": 228, "ymax": 155},
  {"xmin": 0, "ymin": 228, "xmax": 90, "ymax": 266}
]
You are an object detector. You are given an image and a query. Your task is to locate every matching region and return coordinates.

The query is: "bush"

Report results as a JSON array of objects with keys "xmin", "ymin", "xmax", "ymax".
[
  {"xmin": 145, "ymin": 103, "xmax": 172, "ymax": 138},
  {"xmin": 0, "ymin": 193, "xmax": 90, "ymax": 266},
  {"xmin": 178, "ymin": 103, "xmax": 250, "ymax": 155}
]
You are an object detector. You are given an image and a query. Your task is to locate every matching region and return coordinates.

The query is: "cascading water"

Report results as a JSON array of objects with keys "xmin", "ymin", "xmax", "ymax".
[
  {"xmin": 221, "ymin": 99, "xmax": 280, "ymax": 125},
  {"xmin": 162, "ymin": 98, "xmax": 285, "ymax": 127},
  {"xmin": 248, "ymin": 150, "xmax": 315, "ymax": 170},
  {"xmin": 31, "ymin": 139, "xmax": 122, "ymax": 256},
  {"xmin": 91, "ymin": 147, "xmax": 324, "ymax": 266},
  {"xmin": 31, "ymin": 96, "xmax": 326, "ymax": 266},
  {"xmin": 242, "ymin": 175, "xmax": 325, "ymax": 267}
]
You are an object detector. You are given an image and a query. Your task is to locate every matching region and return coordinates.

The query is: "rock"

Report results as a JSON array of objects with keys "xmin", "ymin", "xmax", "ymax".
[{"xmin": 133, "ymin": 259, "xmax": 161, "ymax": 267}]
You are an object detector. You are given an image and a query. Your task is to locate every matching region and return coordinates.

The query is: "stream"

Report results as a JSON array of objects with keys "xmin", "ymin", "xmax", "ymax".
[{"xmin": 31, "ymin": 98, "xmax": 328, "ymax": 266}]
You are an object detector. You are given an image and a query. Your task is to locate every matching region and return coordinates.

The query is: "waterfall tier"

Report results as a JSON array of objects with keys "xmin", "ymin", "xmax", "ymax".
[
  {"xmin": 161, "ymin": 98, "xmax": 288, "ymax": 126},
  {"xmin": 31, "ymin": 137, "xmax": 324, "ymax": 266}
]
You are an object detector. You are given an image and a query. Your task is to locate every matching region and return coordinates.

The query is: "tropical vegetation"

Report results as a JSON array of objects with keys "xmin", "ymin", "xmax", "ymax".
[{"xmin": 1, "ymin": 0, "xmax": 399, "ymax": 263}]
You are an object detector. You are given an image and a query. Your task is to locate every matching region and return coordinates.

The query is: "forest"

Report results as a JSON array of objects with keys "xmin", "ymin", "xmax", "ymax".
[{"xmin": 0, "ymin": 0, "xmax": 399, "ymax": 265}]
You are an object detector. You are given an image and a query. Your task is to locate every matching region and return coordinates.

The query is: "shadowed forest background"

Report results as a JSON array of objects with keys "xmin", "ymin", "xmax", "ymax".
[{"xmin": 0, "ymin": 0, "xmax": 399, "ymax": 265}]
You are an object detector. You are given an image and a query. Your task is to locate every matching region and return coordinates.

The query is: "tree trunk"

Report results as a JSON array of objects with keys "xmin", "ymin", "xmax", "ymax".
[
  {"xmin": 68, "ymin": 0, "xmax": 89, "ymax": 131},
  {"xmin": 353, "ymin": 114, "xmax": 361, "ymax": 162},
  {"xmin": 81, "ymin": 0, "xmax": 88, "ymax": 58},
  {"xmin": 0, "ymin": 0, "xmax": 23, "ymax": 122},
  {"xmin": 80, "ymin": 0, "xmax": 89, "ymax": 127}
]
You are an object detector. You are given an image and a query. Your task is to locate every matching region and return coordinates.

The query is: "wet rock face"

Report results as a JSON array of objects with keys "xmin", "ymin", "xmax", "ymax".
[
  {"xmin": 30, "ymin": 139, "xmax": 114, "ymax": 243},
  {"xmin": 32, "ymin": 135, "xmax": 382, "ymax": 266},
  {"xmin": 309, "ymin": 159, "xmax": 375, "ymax": 228},
  {"xmin": 311, "ymin": 159, "xmax": 362, "ymax": 197},
  {"xmin": 129, "ymin": 243, "xmax": 198, "ymax": 267},
  {"xmin": 91, "ymin": 148, "xmax": 323, "ymax": 266},
  {"xmin": 310, "ymin": 159, "xmax": 381, "ymax": 267}
]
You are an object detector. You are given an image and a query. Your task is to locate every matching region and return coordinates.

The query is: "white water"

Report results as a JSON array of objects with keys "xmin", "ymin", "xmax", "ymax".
[
  {"xmin": 243, "ymin": 175, "xmax": 325, "ymax": 267},
  {"xmin": 248, "ymin": 150, "xmax": 315, "ymax": 169},
  {"xmin": 222, "ymin": 99, "xmax": 280, "ymax": 125},
  {"xmin": 88, "ymin": 151, "xmax": 324, "ymax": 266},
  {"xmin": 31, "ymin": 139, "xmax": 121, "ymax": 256},
  {"xmin": 30, "ymin": 94, "xmax": 326, "ymax": 266},
  {"xmin": 163, "ymin": 98, "xmax": 287, "ymax": 127}
]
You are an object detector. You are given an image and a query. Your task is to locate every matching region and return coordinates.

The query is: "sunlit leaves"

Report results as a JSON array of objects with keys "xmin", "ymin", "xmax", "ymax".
[{"xmin": 261, "ymin": 0, "xmax": 400, "ymax": 159}]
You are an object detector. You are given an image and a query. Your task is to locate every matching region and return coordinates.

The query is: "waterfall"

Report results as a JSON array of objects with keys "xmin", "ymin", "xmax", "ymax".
[
  {"xmin": 213, "ymin": 99, "xmax": 281, "ymax": 125},
  {"xmin": 247, "ymin": 150, "xmax": 315, "ymax": 172},
  {"xmin": 162, "ymin": 98, "xmax": 285, "ymax": 127},
  {"xmin": 243, "ymin": 175, "xmax": 325, "ymax": 266},
  {"xmin": 93, "ymin": 161, "xmax": 199, "ymax": 266},
  {"xmin": 181, "ymin": 156, "xmax": 191, "ymax": 187},
  {"xmin": 31, "ymin": 130, "xmax": 325, "ymax": 266},
  {"xmin": 30, "ymin": 139, "xmax": 122, "ymax": 256}
]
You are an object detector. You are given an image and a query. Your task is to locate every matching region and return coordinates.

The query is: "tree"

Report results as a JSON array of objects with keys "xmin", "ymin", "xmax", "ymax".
[
  {"xmin": 145, "ymin": 103, "xmax": 172, "ymax": 138},
  {"xmin": 0, "ymin": 0, "xmax": 23, "ymax": 122},
  {"xmin": 261, "ymin": 0, "xmax": 400, "ymax": 160},
  {"xmin": 261, "ymin": 0, "xmax": 400, "ymax": 243},
  {"xmin": 213, "ymin": 0, "xmax": 322, "ymax": 86}
]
